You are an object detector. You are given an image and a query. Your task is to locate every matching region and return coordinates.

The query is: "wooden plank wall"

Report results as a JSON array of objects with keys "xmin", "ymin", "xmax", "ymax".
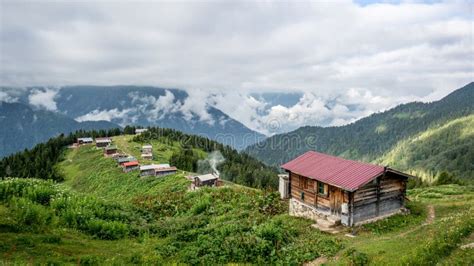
[
  {"xmin": 352, "ymin": 173, "xmax": 406, "ymax": 224},
  {"xmin": 289, "ymin": 172, "xmax": 335, "ymax": 212}
]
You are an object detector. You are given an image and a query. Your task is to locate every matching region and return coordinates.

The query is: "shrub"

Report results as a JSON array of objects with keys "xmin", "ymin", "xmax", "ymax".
[
  {"xmin": 0, "ymin": 178, "xmax": 57, "ymax": 204},
  {"xmin": 9, "ymin": 197, "xmax": 56, "ymax": 232},
  {"xmin": 344, "ymin": 248, "xmax": 369, "ymax": 266},
  {"xmin": 435, "ymin": 171, "xmax": 463, "ymax": 186},
  {"xmin": 79, "ymin": 255, "xmax": 104, "ymax": 266},
  {"xmin": 190, "ymin": 195, "xmax": 211, "ymax": 215},
  {"xmin": 84, "ymin": 219, "xmax": 130, "ymax": 240},
  {"xmin": 40, "ymin": 235, "xmax": 62, "ymax": 244}
]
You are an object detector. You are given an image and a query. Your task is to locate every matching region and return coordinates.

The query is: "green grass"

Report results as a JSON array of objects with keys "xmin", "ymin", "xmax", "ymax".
[{"xmin": 328, "ymin": 184, "xmax": 474, "ymax": 265}]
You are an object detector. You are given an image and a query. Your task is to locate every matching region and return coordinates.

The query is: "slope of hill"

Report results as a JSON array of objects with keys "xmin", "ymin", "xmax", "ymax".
[
  {"xmin": 0, "ymin": 102, "xmax": 118, "ymax": 158},
  {"xmin": 245, "ymin": 82, "xmax": 474, "ymax": 180},
  {"xmin": 0, "ymin": 138, "xmax": 473, "ymax": 264},
  {"xmin": 376, "ymin": 115, "xmax": 474, "ymax": 180}
]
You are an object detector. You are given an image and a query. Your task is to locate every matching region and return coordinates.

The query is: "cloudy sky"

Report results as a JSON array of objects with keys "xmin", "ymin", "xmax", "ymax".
[{"xmin": 0, "ymin": 0, "xmax": 473, "ymax": 135}]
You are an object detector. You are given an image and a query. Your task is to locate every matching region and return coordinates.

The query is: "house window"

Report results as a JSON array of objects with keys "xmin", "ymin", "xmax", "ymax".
[
  {"xmin": 318, "ymin": 182, "xmax": 327, "ymax": 196},
  {"xmin": 303, "ymin": 178, "xmax": 308, "ymax": 189}
]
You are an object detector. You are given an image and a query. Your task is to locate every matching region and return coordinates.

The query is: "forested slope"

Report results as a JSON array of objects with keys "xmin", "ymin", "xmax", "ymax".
[
  {"xmin": 377, "ymin": 115, "xmax": 474, "ymax": 180},
  {"xmin": 245, "ymin": 82, "xmax": 474, "ymax": 180}
]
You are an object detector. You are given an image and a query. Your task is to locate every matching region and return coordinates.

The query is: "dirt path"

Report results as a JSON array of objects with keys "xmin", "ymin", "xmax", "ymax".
[
  {"xmin": 305, "ymin": 205, "xmax": 436, "ymax": 265},
  {"xmin": 424, "ymin": 204, "xmax": 435, "ymax": 225},
  {"xmin": 304, "ymin": 256, "xmax": 328, "ymax": 266}
]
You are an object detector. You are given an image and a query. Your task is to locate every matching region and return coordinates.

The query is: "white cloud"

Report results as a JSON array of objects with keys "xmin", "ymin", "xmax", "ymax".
[
  {"xmin": 75, "ymin": 108, "xmax": 135, "ymax": 126},
  {"xmin": 179, "ymin": 89, "xmax": 215, "ymax": 125},
  {"xmin": 1, "ymin": 1, "xmax": 472, "ymax": 132},
  {"xmin": 129, "ymin": 90, "xmax": 180, "ymax": 121},
  {"xmin": 28, "ymin": 88, "xmax": 58, "ymax": 111},
  {"xmin": 0, "ymin": 91, "xmax": 18, "ymax": 103}
]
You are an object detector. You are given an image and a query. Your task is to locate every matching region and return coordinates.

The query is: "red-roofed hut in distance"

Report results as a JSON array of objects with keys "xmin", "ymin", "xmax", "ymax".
[
  {"xmin": 122, "ymin": 161, "xmax": 140, "ymax": 173},
  {"xmin": 280, "ymin": 151, "xmax": 412, "ymax": 227}
]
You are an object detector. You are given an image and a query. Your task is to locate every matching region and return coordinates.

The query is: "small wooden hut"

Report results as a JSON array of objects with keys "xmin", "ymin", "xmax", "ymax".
[{"xmin": 281, "ymin": 151, "xmax": 411, "ymax": 226}]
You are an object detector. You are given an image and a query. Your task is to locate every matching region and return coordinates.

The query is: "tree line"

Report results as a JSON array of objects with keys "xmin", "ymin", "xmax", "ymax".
[
  {"xmin": 133, "ymin": 127, "xmax": 279, "ymax": 189},
  {"xmin": 0, "ymin": 128, "xmax": 123, "ymax": 181}
]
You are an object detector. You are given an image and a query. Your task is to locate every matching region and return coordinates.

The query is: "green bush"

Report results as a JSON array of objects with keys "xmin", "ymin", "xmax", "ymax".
[
  {"xmin": 435, "ymin": 171, "xmax": 463, "ymax": 186},
  {"xmin": 84, "ymin": 219, "xmax": 130, "ymax": 240},
  {"xmin": 9, "ymin": 197, "xmax": 56, "ymax": 232},
  {"xmin": 190, "ymin": 195, "xmax": 211, "ymax": 215},
  {"xmin": 344, "ymin": 248, "xmax": 369, "ymax": 266},
  {"xmin": 40, "ymin": 235, "xmax": 62, "ymax": 244},
  {"xmin": 79, "ymin": 255, "xmax": 104, "ymax": 266},
  {"xmin": 0, "ymin": 178, "xmax": 58, "ymax": 204}
]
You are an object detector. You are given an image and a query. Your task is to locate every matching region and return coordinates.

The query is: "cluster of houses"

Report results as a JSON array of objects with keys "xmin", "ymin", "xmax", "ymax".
[{"xmin": 76, "ymin": 136, "xmax": 178, "ymax": 177}]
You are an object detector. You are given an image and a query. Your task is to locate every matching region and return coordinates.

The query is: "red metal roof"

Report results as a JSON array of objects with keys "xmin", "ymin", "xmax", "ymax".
[
  {"xmin": 123, "ymin": 161, "xmax": 139, "ymax": 167},
  {"xmin": 281, "ymin": 151, "xmax": 385, "ymax": 191}
]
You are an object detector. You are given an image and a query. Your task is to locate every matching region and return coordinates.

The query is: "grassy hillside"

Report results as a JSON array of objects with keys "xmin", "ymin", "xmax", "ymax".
[
  {"xmin": 377, "ymin": 115, "xmax": 474, "ymax": 181},
  {"xmin": 1, "ymin": 134, "xmax": 473, "ymax": 264},
  {"xmin": 245, "ymin": 82, "xmax": 474, "ymax": 180},
  {"xmin": 0, "ymin": 139, "xmax": 344, "ymax": 264}
]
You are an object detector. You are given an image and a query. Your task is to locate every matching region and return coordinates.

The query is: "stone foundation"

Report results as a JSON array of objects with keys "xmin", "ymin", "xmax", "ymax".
[{"xmin": 289, "ymin": 198, "xmax": 329, "ymax": 222}]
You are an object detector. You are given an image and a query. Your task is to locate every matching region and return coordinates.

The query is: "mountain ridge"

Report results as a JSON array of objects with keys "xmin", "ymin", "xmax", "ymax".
[
  {"xmin": 245, "ymin": 82, "xmax": 474, "ymax": 179},
  {"xmin": 0, "ymin": 102, "xmax": 119, "ymax": 158}
]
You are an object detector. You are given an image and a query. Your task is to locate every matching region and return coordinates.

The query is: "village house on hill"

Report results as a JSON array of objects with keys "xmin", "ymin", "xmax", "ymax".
[
  {"xmin": 141, "ymin": 145, "xmax": 153, "ymax": 160},
  {"xmin": 280, "ymin": 151, "xmax": 411, "ymax": 227},
  {"xmin": 140, "ymin": 164, "xmax": 177, "ymax": 177},
  {"xmin": 122, "ymin": 161, "xmax": 140, "ymax": 173},
  {"xmin": 188, "ymin": 173, "xmax": 221, "ymax": 190},
  {"xmin": 77, "ymin": 137, "xmax": 93, "ymax": 145},
  {"xmin": 104, "ymin": 145, "xmax": 118, "ymax": 156},
  {"xmin": 117, "ymin": 156, "xmax": 137, "ymax": 166},
  {"xmin": 96, "ymin": 137, "xmax": 112, "ymax": 148},
  {"xmin": 135, "ymin": 128, "xmax": 148, "ymax": 135}
]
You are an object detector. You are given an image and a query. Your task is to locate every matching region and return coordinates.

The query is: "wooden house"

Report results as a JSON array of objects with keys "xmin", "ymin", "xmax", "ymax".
[
  {"xmin": 77, "ymin": 137, "xmax": 93, "ymax": 145},
  {"xmin": 281, "ymin": 151, "xmax": 411, "ymax": 226},
  {"xmin": 141, "ymin": 153, "xmax": 153, "ymax": 160},
  {"xmin": 189, "ymin": 174, "xmax": 221, "ymax": 190},
  {"xmin": 122, "ymin": 161, "xmax": 140, "ymax": 173},
  {"xmin": 113, "ymin": 154, "xmax": 128, "ymax": 161},
  {"xmin": 135, "ymin": 128, "xmax": 148, "ymax": 135},
  {"xmin": 104, "ymin": 145, "xmax": 118, "ymax": 156},
  {"xmin": 117, "ymin": 156, "xmax": 137, "ymax": 166},
  {"xmin": 140, "ymin": 164, "xmax": 172, "ymax": 177},
  {"xmin": 140, "ymin": 165, "xmax": 157, "ymax": 177},
  {"xmin": 142, "ymin": 145, "xmax": 153, "ymax": 154},
  {"xmin": 96, "ymin": 137, "xmax": 112, "ymax": 147},
  {"xmin": 155, "ymin": 166, "xmax": 178, "ymax": 177}
]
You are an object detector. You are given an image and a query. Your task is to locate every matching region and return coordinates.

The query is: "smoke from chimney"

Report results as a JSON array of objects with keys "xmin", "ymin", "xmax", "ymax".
[{"xmin": 198, "ymin": 150, "xmax": 225, "ymax": 176}]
